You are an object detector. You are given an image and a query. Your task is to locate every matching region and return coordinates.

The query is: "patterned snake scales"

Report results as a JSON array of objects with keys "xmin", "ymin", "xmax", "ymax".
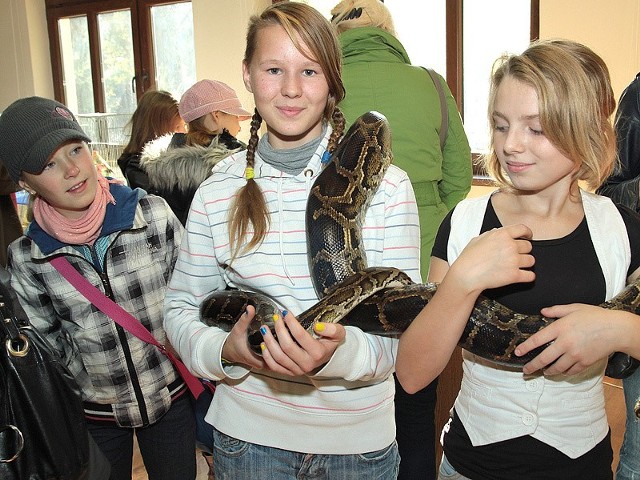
[{"xmin": 201, "ymin": 111, "xmax": 640, "ymax": 376}]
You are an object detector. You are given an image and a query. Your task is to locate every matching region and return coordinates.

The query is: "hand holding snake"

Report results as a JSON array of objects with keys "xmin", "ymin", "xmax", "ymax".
[
  {"xmin": 258, "ymin": 310, "xmax": 345, "ymax": 376},
  {"xmin": 447, "ymin": 224, "xmax": 536, "ymax": 294},
  {"xmin": 219, "ymin": 305, "xmax": 266, "ymax": 371},
  {"xmin": 519, "ymin": 304, "xmax": 639, "ymax": 375},
  {"xmin": 203, "ymin": 111, "xmax": 640, "ymax": 377}
]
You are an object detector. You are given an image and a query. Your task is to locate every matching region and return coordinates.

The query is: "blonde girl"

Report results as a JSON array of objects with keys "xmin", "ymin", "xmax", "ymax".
[{"xmin": 397, "ymin": 40, "xmax": 640, "ymax": 480}]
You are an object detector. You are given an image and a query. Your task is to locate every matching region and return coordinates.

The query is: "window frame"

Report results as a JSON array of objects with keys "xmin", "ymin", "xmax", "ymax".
[
  {"xmin": 45, "ymin": 0, "xmax": 190, "ymax": 112},
  {"xmin": 446, "ymin": 0, "xmax": 539, "ymax": 115},
  {"xmin": 447, "ymin": 0, "xmax": 539, "ymax": 182}
]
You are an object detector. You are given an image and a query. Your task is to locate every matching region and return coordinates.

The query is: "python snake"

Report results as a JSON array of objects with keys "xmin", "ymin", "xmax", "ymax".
[{"xmin": 201, "ymin": 111, "xmax": 640, "ymax": 376}]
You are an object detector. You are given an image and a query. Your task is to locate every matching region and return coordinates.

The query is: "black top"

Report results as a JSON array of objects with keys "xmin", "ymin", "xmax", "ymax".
[
  {"xmin": 116, "ymin": 152, "xmax": 149, "ymax": 191},
  {"xmin": 597, "ymin": 72, "xmax": 640, "ymax": 211}
]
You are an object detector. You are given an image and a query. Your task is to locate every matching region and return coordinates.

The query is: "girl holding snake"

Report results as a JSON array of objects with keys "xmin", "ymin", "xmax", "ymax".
[
  {"xmin": 397, "ymin": 40, "xmax": 640, "ymax": 480},
  {"xmin": 163, "ymin": 3, "xmax": 420, "ymax": 478}
]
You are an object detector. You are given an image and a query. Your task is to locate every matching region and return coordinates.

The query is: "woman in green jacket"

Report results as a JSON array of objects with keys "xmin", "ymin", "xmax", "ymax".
[
  {"xmin": 333, "ymin": 3, "xmax": 472, "ymax": 277},
  {"xmin": 331, "ymin": 1, "xmax": 472, "ymax": 479}
]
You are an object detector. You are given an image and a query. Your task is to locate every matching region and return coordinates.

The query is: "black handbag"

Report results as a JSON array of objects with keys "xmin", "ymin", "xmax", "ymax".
[
  {"xmin": 0, "ymin": 266, "xmax": 109, "ymax": 479},
  {"xmin": 606, "ymin": 351, "xmax": 640, "ymax": 379}
]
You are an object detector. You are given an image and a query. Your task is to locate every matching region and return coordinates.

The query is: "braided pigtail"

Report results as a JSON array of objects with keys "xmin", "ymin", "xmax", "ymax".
[
  {"xmin": 326, "ymin": 107, "xmax": 346, "ymax": 155},
  {"xmin": 228, "ymin": 110, "xmax": 271, "ymax": 260}
]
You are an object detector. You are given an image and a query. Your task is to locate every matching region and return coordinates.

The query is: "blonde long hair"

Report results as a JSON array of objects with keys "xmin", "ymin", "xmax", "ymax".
[
  {"xmin": 228, "ymin": 2, "xmax": 346, "ymax": 259},
  {"xmin": 183, "ymin": 116, "xmax": 217, "ymax": 147},
  {"xmin": 482, "ymin": 39, "xmax": 616, "ymax": 191}
]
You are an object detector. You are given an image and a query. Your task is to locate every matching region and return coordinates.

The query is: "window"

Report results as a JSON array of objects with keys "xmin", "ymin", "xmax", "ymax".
[
  {"xmin": 45, "ymin": 0, "xmax": 196, "ymax": 175},
  {"xmin": 150, "ymin": 3, "xmax": 196, "ymax": 98},
  {"xmin": 57, "ymin": 14, "xmax": 94, "ymax": 113},
  {"xmin": 302, "ymin": 0, "xmax": 538, "ymax": 159},
  {"xmin": 98, "ymin": 9, "xmax": 137, "ymax": 114},
  {"xmin": 462, "ymin": 0, "xmax": 536, "ymax": 153},
  {"xmin": 45, "ymin": 0, "xmax": 196, "ymax": 114}
]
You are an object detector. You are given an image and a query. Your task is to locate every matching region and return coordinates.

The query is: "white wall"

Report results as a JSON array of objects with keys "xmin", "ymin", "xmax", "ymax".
[
  {"xmin": 540, "ymin": 0, "xmax": 640, "ymax": 102},
  {"xmin": 24, "ymin": 0, "xmax": 54, "ymax": 98},
  {"xmin": 192, "ymin": 0, "xmax": 270, "ymax": 125},
  {"xmin": 0, "ymin": 0, "xmax": 25, "ymax": 108},
  {"xmin": 0, "ymin": 0, "xmax": 53, "ymax": 110}
]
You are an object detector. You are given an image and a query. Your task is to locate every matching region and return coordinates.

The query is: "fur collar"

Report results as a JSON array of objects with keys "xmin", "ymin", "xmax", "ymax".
[{"xmin": 140, "ymin": 134, "xmax": 240, "ymax": 194}]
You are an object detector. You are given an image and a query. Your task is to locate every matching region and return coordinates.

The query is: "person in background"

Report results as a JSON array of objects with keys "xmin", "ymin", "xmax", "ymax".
[
  {"xmin": 163, "ymin": 2, "xmax": 421, "ymax": 478},
  {"xmin": 598, "ymin": 73, "xmax": 640, "ymax": 211},
  {"xmin": 0, "ymin": 96, "xmax": 195, "ymax": 480},
  {"xmin": 141, "ymin": 80, "xmax": 250, "ymax": 479},
  {"xmin": 140, "ymin": 79, "xmax": 250, "ymax": 225},
  {"xmin": 331, "ymin": 1, "xmax": 473, "ymax": 478},
  {"xmin": 0, "ymin": 164, "xmax": 23, "ymax": 267},
  {"xmin": 116, "ymin": 89, "xmax": 185, "ymax": 190},
  {"xmin": 397, "ymin": 39, "xmax": 640, "ymax": 480},
  {"xmin": 596, "ymin": 71, "xmax": 640, "ymax": 480}
]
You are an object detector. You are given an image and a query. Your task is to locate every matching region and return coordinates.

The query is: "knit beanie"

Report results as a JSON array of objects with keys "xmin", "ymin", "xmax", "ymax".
[
  {"xmin": 179, "ymin": 79, "xmax": 252, "ymax": 123},
  {"xmin": 0, "ymin": 96, "xmax": 91, "ymax": 183}
]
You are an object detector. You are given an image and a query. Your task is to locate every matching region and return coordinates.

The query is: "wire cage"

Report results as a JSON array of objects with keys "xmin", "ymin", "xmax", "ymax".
[{"xmin": 77, "ymin": 113, "xmax": 130, "ymax": 181}]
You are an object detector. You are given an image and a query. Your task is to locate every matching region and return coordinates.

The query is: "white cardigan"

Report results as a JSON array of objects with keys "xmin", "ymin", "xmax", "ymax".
[{"xmin": 447, "ymin": 190, "xmax": 630, "ymax": 458}]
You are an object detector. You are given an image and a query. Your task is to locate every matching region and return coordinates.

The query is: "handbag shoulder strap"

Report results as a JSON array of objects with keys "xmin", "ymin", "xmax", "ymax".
[
  {"xmin": 50, "ymin": 256, "xmax": 204, "ymax": 398},
  {"xmin": 422, "ymin": 67, "xmax": 449, "ymax": 151}
]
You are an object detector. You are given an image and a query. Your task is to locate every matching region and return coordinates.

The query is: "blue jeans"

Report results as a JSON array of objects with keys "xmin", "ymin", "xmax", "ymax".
[
  {"xmin": 87, "ymin": 395, "xmax": 196, "ymax": 480},
  {"xmin": 212, "ymin": 428, "xmax": 400, "ymax": 479},
  {"xmin": 617, "ymin": 368, "xmax": 640, "ymax": 480},
  {"xmin": 437, "ymin": 454, "xmax": 471, "ymax": 480}
]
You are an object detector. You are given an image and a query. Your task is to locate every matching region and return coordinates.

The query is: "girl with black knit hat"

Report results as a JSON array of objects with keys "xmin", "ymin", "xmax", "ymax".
[{"xmin": 0, "ymin": 96, "xmax": 196, "ymax": 480}]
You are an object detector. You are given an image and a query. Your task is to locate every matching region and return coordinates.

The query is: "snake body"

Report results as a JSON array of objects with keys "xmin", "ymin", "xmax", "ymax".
[{"xmin": 201, "ymin": 111, "xmax": 640, "ymax": 374}]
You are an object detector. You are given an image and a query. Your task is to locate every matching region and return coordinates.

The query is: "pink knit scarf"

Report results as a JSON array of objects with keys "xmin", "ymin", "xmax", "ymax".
[{"xmin": 33, "ymin": 175, "xmax": 117, "ymax": 246}]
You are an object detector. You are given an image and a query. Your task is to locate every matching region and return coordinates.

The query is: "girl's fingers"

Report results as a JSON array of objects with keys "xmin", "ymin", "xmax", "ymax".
[{"xmin": 259, "ymin": 323, "xmax": 305, "ymax": 376}]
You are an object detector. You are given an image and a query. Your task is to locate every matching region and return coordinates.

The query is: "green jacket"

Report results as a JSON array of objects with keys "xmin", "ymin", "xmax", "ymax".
[{"xmin": 338, "ymin": 27, "xmax": 472, "ymax": 276}]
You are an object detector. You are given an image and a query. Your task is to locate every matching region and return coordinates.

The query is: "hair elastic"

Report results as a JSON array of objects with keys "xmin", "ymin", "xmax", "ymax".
[
  {"xmin": 245, "ymin": 167, "xmax": 255, "ymax": 180},
  {"xmin": 321, "ymin": 150, "xmax": 332, "ymax": 164}
]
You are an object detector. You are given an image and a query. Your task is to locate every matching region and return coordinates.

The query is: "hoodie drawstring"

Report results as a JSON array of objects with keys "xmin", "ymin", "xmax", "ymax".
[{"xmin": 278, "ymin": 175, "xmax": 294, "ymax": 286}]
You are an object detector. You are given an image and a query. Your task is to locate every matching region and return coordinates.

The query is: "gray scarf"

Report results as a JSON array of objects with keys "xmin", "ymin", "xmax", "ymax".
[{"xmin": 257, "ymin": 125, "xmax": 328, "ymax": 176}]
